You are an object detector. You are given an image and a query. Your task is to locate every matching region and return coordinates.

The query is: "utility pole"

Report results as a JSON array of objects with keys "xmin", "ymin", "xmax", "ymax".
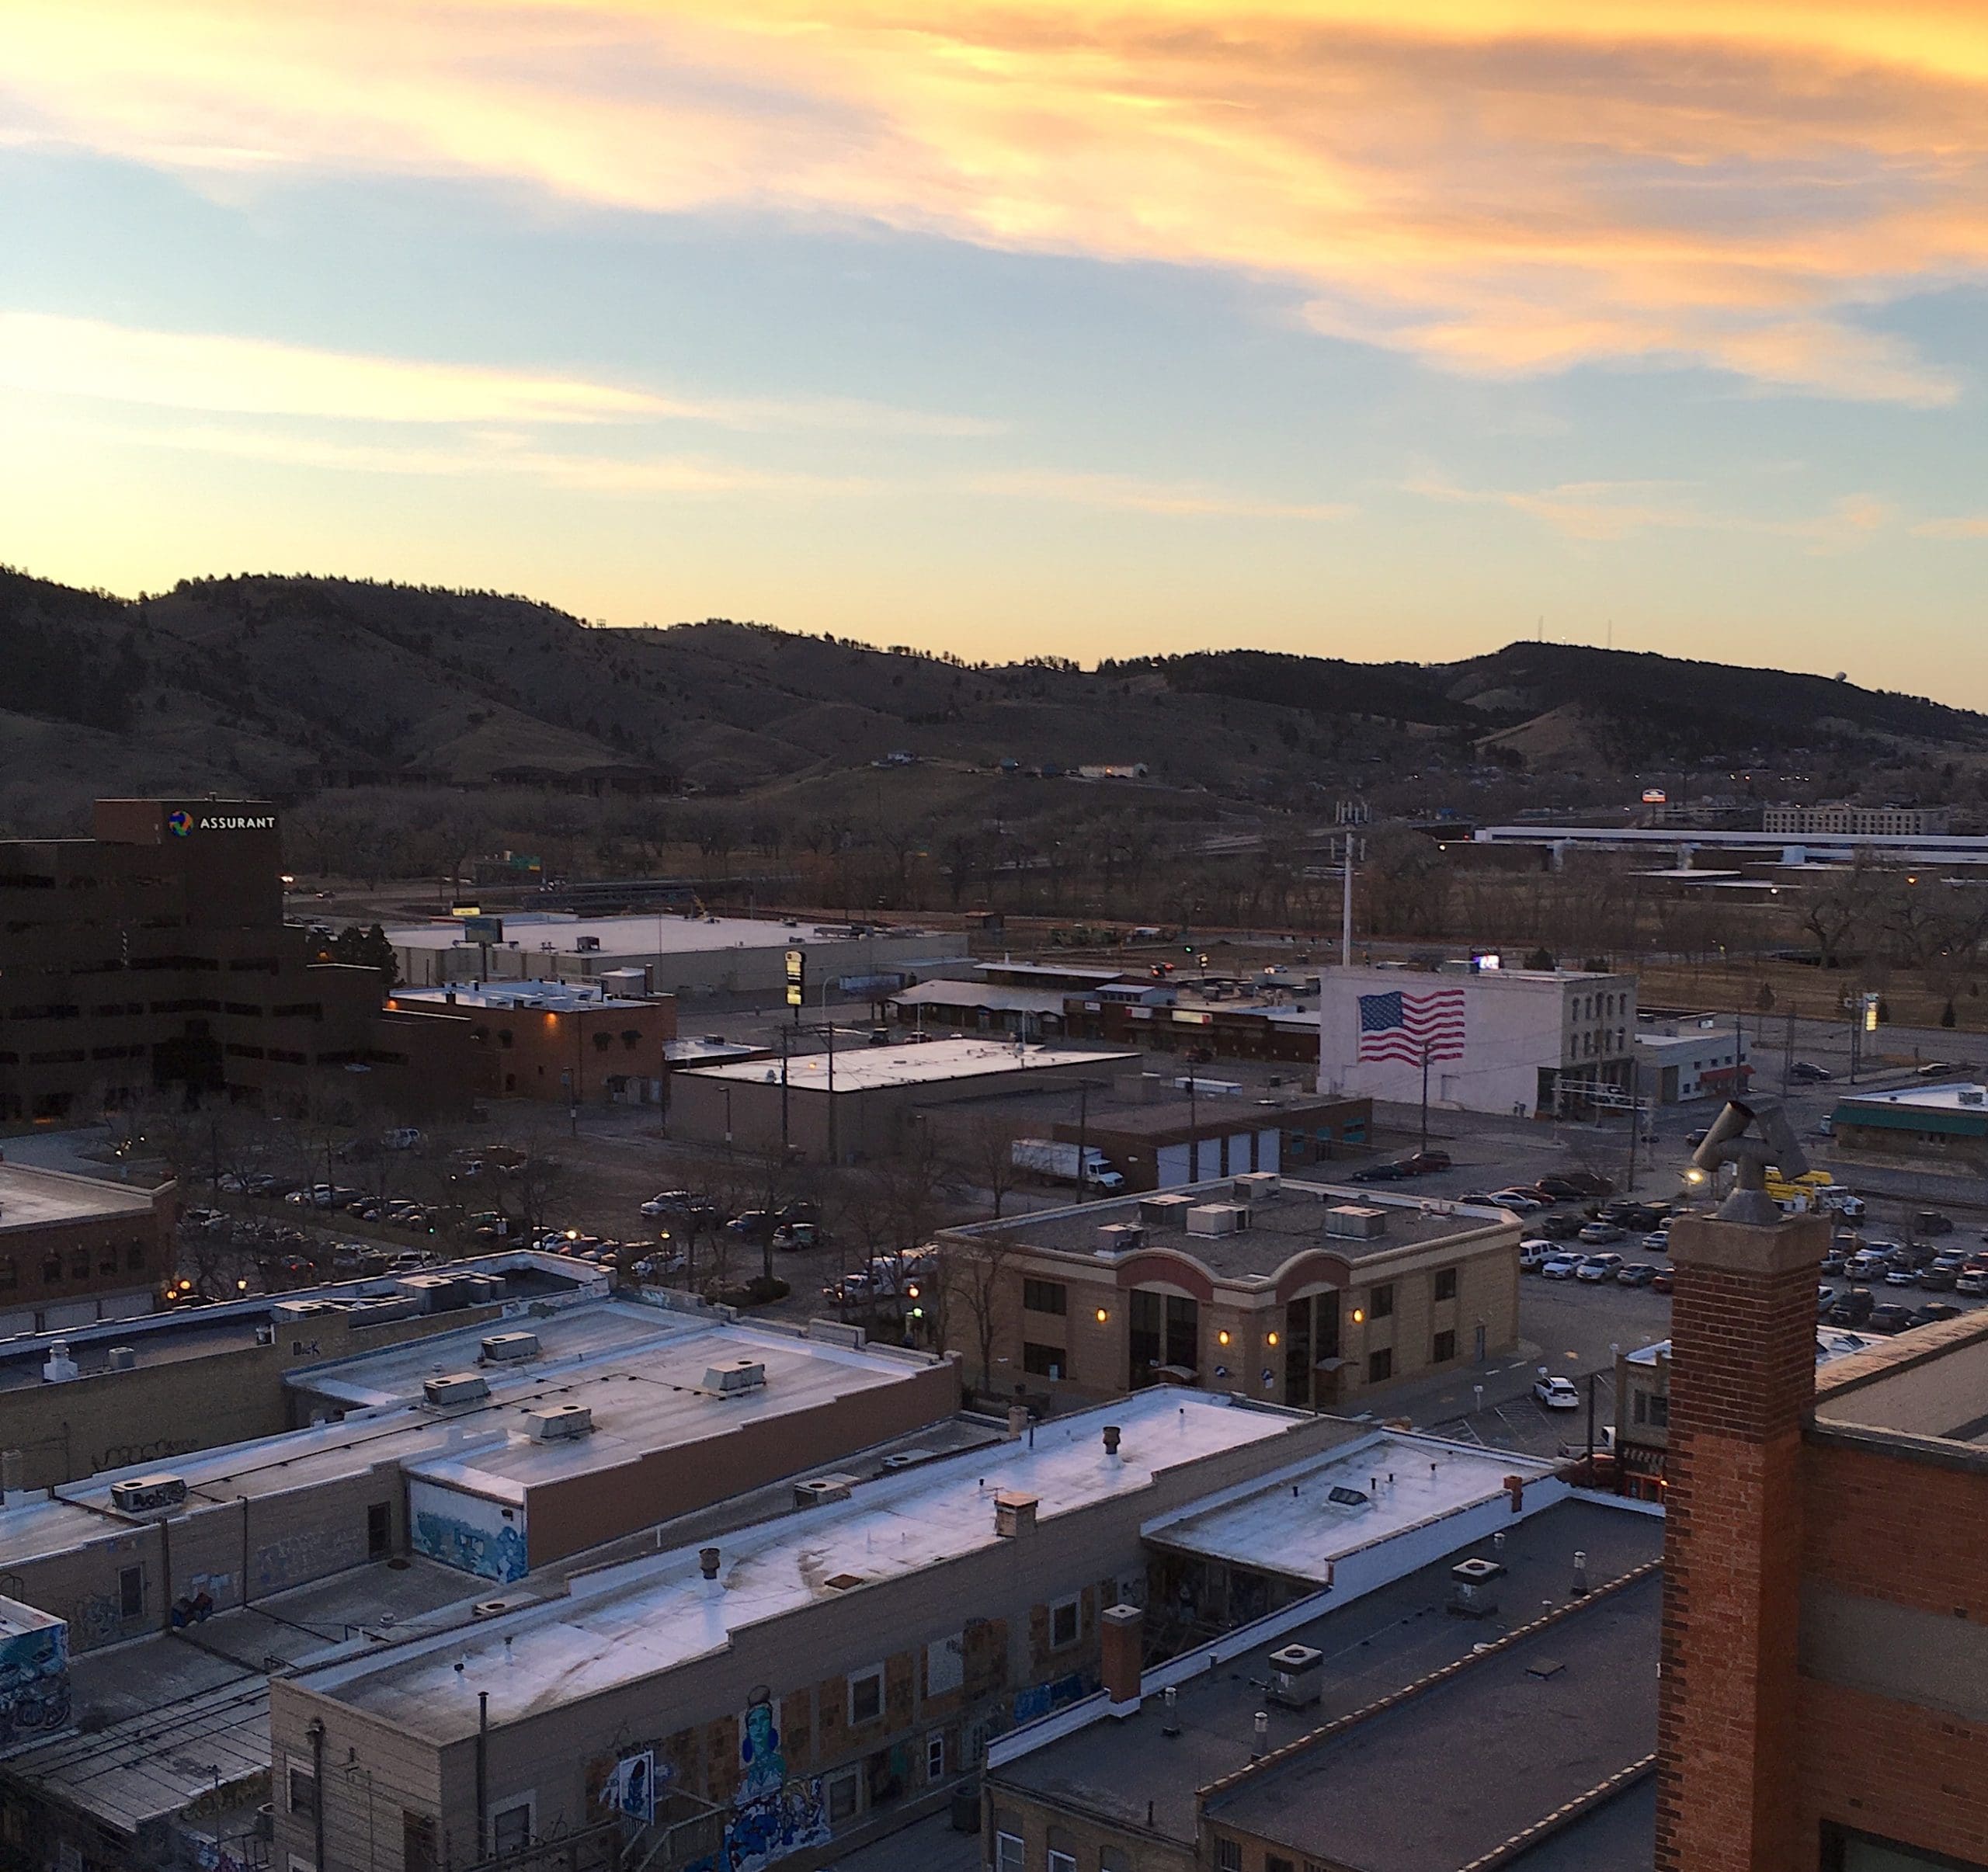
[
  {"xmin": 1188, "ymin": 1071, "xmax": 1199, "ymax": 1183},
  {"xmin": 1781, "ymin": 1007, "xmax": 1795, "ymax": 1098},
  {"xmin": 1420, "ymin": 1040, "xmax": 1432, "ymax": 1155},
  {"xmin": 1340, "ymin": 846, "xmax": 1354, "ymax": 970},
  {"xmin": 1624, "ymin": 1055, "xmax": 1639, "ymax": 1195},
  {"xmin": 779, "ymin": 1025, "xmax": 791, "ymax": 1158}
]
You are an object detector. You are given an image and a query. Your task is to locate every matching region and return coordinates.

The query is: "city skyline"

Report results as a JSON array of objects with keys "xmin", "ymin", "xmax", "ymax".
[{"xmin": 6, "ymin": 2, "xmax": 1988, "ymax": 700}]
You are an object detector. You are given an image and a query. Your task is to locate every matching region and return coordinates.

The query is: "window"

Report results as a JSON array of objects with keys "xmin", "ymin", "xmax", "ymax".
[
  {"xmin": 1433, "ymin": 1329, "xmax": 1457, "ymax": 1363},
  {"xmin": 1268, "ymin": 1857, "xmax": 1296, "ymax": 1872},
  {"xmin": 287, "ymin": 1760, "xmax": 318, "ymax": 1817},
  {"xmin": 849, "ymin": 1665, "xmax": 884, "ymax": 1726},
  {"xmin": 1648, "ymin": 1393, "xmax": 1669, "ymax": 1429},
  {"xmin": 994, "ymin": 1832, "xmax": 1024, "ymax": 1872},
  {"xmin": 1048, "ymin": 1595, "xmax": 1080, "ymax": 1650},
  {"xmin": 367, "ymin": 1501, "xmax": 392, "ymax": 1559},
  {"xmin": 1022, "ymin": 1342, "xmax": 1063, "ymax": 1379},
  {"xmin": 827, "ymin": 1767, "xmax": 860, "ymax": 1825},
  {"xmin": 118, "ymin": 1565, "xmax": 144, "ymax": 1620},
  {"xmin": 1367, "ymin": 1348, "xmax": 1393, "ymax": 1384},
  {"xmin": 1049, "ymin": 1853, "xmax": 1076, "ymax": 1872},
  {"xmin": 1022, "ymin": 1278, "xmax": 1067, "ymax": 1316},
  {"xmin": 1433, "ymin": 1267, "xmax": 1457, "ymax": 1303},
  {"xmin": 1217, "ymin": 1841, "xmax": 1242, "ymax": 1872},
  {"xmin": 926, "ymin": 1731, "xmax": 945, "ymax": 1781},
  {"xmin": 68, "ymin": 1249, "xmax": 89, "ymax": 1280},
  {"xmin": 491, "ymin": 1800, "xmax": 533, "ymax": 1853},
  {"xmin": 1370, "ymin": 1283, "xmax": 1394, "ymax": 1320},
  {"xmin": 41, "ymin": 1253, "xmax": 61, "ymax": 1284}
]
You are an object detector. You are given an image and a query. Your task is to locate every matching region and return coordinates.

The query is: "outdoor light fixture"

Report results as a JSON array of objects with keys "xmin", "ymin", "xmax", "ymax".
[
  {"xmin": 1351, "ymin": 1308, "xmax": 1365, "ymax": 1324},
  {"xmin": 1095, "ymin": 1308, "xmax": 1110, "ymax": 1324},
  {"xmin": 1218, "ymin": 1329, "xmax": 1231, "ymax": 1346},
  {"xmin": 1267, "ymin": 1332, "xmax": 1279, "ymax": 1347}
]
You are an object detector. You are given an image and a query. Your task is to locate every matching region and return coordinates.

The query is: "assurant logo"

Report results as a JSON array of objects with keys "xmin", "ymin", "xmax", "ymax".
[{"xmin": 165, "ymin": 810, "xmax": 193, "ymax": 839}]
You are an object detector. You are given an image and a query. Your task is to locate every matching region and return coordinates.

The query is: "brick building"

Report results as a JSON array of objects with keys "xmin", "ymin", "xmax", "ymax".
[
  {"xmin": 1656, "ymin": 1203, "xmax": 1988, "ymax": 1871},
  {"xmin": 936, "ymin": 1175, "xmax": 1520, "ymax": 1411},
  {"xmin": 0, "ymin": 799, "xmax": 471, "ymax": 1120},
  {"xmin": 1047, "ymin": 1089, "xmax": 1372, "ymax": 1190},
  {"xmin": 384, "ymin": 979, "xmax": 677, "ymax": 1104},
  {"xmin": 0, "ymin": 1160, "xmax": 173, "ymax": 1340}
]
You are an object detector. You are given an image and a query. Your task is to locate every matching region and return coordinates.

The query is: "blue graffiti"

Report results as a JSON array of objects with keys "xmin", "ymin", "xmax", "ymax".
[
  {"xmin": 0, "ymin": 1626, "xmax": 70, "ymax": 1750},
  {"xmin": 1013, "ymin": 1670, "xmax": 1094, "ymax": 1724},
  {"xmin": 722, "ymin": 1778, "xmax": 829, "ymax": 1872},
  {"xmin": 412, "ymin": 1509, "xmax": 527, "ymax": 1583}
]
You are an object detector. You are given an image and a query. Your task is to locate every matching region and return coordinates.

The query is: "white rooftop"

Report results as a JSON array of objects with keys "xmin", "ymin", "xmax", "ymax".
[
  {"xmin": 387, "ymin": 913, "xmax": 924, "ymax": 957},
  {"xmin": 1837, "ymin": 1081, "xmax": 1988, "ymax": 1113},
  {"xmin": 295, "ymin": 1389, "xmax": 1303, "ymax": 1739},
  {"xmin": 675, "ymin": 1037, "xmax": 1139, "ymax": 1094},
  {"xmin": 1142, "ymin": 1432, "xmax": 1559, "ymax": 1583},
  {"xmin": 0, "ymin": 1162, "xmax": 158, "ymax": 1231},
  {"xmin": 1628, "ymin": 1327, "xmax": 1875, "ymax": 1370},
  {"xmin": 391, "ymin": 980, "xmax": 647, "ymax": 1012}
]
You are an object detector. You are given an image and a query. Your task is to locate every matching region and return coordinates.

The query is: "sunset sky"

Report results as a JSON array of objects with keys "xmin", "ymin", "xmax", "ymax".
[{"xmin": 5, "ymin": 1, "xmax": 1988, "ymax": 696}]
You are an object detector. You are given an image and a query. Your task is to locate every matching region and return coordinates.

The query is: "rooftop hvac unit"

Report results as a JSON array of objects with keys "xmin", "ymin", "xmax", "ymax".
[
  {"xmin": 1266, "ymin": 1643, "xmax": 1324, "ymax": 1709},
  {"xmin": 398, "ymin": 1275, "xmax": 467, "ymax": 1314},
  {"xmin": 522, "ymin": 1403, "xmax": 593, "ymax": 1442},
  {"xmin": 453, "ymin": 1274, "xmax": 500, "ymax": 1304},
  {"xmin": 1449, "ymin": 1555, "xmax": 1504, "ymax": 1619},
  {"xmin": 1323, "ymin": 1204, "xmax": 1388, "ymax": 1241},
  {"xmin": 422, "ymin": 1372, "xmax": 492, "ymax": 1410},
  {"xmin": 272, "ymin": 1301, "xmax": 333, "ymax": 1324},
  {"xmin": 704, "ymin": 1359, "xmax": 767, "ymax": 1397},
  {"xmin": 110, "ymin": 1474, "xmax": 187, "ymax": 1515},
  {"xmin": 1961, "ymin": 1089, "xmax": 1986, "ymax": 1106},
  {"xmin": 342, "ymin": 1295, "xmax": 418, "ymax": 1325},
  {"xmin": 1095, "ymin": 1223, "xmax": 1145, "ymax": 1258},
  {"xmin": 794, "ymin": 1474, "xmax": 858, "ymax": 1508},
  {"xmin": 575, "ymin": 935, "xmax": 602, "ymax": 952},
  {"xmin": 480, "ymin": 1332, "xmax": 540, "ymax": 1364},
  {"xmin": 1233, "ymin": 1172, "xmax": 1281, "ymax": 1203},
  {"xmin": 1138, "ymin": 1194, "xmax": 1197, "ymax": 1229},
  {"xmin": 105, "ymin": 1346, "xmax": 137, "ymax": 1372},
  {"xmin": 994, "ymin": 1491, "xmax": 1039, "ymax": 1538},
  {"xmin": 471, "ymin": 1599, "xmax": 515, "ymax": 1618},
  {"xmin": 1186, "ymin": 1203, "xmax": 1246, "ymax": 1238}
]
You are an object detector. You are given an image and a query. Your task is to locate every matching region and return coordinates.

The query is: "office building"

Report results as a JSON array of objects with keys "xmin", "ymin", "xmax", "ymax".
[
  {"xmin": 1319, "ymin": 961, "xmax": 1639, "ymax": 1118},
  {"xmin": 0, "ymin": 799, "xmax": 471, "ymax": 1121},
  {"xmin": 1762, "ymin": 802, "xmax": 1951, "ymax": 838},
  {"xmin": 934, "ymin": 1175, "xmax": 1520, "ymax": 1410}
]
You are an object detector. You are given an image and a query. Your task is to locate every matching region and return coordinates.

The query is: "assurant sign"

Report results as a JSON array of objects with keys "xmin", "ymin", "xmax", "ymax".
[{"xmin": 165, "ymin": 809, "xmax": 276, "ymax": 836}]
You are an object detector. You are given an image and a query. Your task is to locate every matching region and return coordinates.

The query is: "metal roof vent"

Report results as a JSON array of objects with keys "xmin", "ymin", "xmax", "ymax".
[
  {"xmin": 479, "ymin": 1332, "xmax": 540, "ymax": 1363},
  {"xmin": 794, "ymin": 1474, "xmax": 857, "ymax": 1507},
  {"xmin": 521, "ymin": 1402, "xmax": 593, "ymax": 1442},
  {"xmin": 1266, "ymin": 1643, "xmax": 1323, "ymax": 1708},
  {"xmin": 704, "ymin": 1359, "xmax": 767, "ymax": 1396},
  {"xmin": 1450, "ymin": 1555, "xmax": 1504, "ymax": 1618},
  {"xmin": 1186, "ymin": 1203, "xmax": 1247, "ymax": 1238},
  {"xmin": 1138, "ymin": 1194, "xmax": 1197, "ymax": 1229},
  {"xmin": 109, "ymin": 1474, "xmax": 187, "ymax": 1515},
  {"xmin": 422, "ymin": 1373, "xmax": 492, "ymax": 1409},
  {"xmin": 1233, "ymin": 1172, "xmax": 1281, "ymax": 1203},
  {"xmin": 1095, "ymin": 1223, "xmax": 1145, "ymax": 1258},
  {"xmin": 105, "ymin": 1346, "xmax": 137, "ymax": 1372}
]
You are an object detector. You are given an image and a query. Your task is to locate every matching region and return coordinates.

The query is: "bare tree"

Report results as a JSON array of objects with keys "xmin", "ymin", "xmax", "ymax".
[
  {"xmin": 942, "ymin": 1227, "xmax": 1021, "ymax": 1398},
  {"xmin": 948, "ymin": 1115, "xmax": 1023, "ymax": 1219}
]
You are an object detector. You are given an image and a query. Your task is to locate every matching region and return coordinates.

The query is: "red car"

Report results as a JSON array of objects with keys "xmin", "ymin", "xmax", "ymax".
[{"xmin": 1650, "ymin": 1270, "xmax": 1674, "ymax": 1294}]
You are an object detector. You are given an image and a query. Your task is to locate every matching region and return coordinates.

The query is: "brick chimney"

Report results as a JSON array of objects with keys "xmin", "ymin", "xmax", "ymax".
[
  {"xmin": 1654, "ymin": 1206, "xmax": 1826, "ymax": 1872},
  {"xmin": 1100, "ymin": 1603, "xmax": 1143, "ymax": 1714}
]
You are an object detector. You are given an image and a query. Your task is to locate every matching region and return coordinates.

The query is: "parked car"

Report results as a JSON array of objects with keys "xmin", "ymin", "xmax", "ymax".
[
  {"xmin": 1789, "ymin": 1061, "xmax": 1834, "ymax": 1083},
  {"xmin": 1575, "ymin": 1254, "xmax": 1625, "ymax": 1282},
  {"xmin": 1919, "ymin": 1261, "xmax": 1961, "ymax": 1291},
  {"xmin": 1650, "ymin": 1270, "xmax": 1673, "ymax": 1294},
  {"xmin": 1533, "ymin": 1375, "xmax": 1580, "ymax": 1411},
  {"xmin": 1819, "ymin": 1249, "xmax": 1848, "ymax": 1277},
  {"xmin": 640, "ymin": 1190, "xmax": 695, "ymax": 1217},
  {"xmin": 1489, "ymin": 1188, "xmax": 1545, "ymax": 1212},
  {"xmin": 1540, "ymin": 1256, "xmax": 1582, "ymax": 1281},
  {"xmin": 1541, "ymin": 1214, "xmax": 1588, "ymax": 1241},
  {"xmin": 1642, "ymin": 1231, "xmax": 1670, "ymax": 1254},
  {"xmin": 1518, "ymin": 1241, "xmax": 1555, "ymax": 1271},
  {"xmin": 1867, "ymin": 1303, "xmax": 1914, "ymax": 1334},
  {"xmin": 728, "ymin": 1210, "xmax": 775, "ymax": 1241},
  {"xmin": 1956, "ymin": 1267, "xmax": 1988, "ymax": 1297},
  {"xmin": 1579, "ymin": 1222, "xmax": 1627, "ymax": 1245},
  {"xmin": 1827, "ymin": 1287, "xmax": 1875, "ymax": 1326},
  {"xmin": 771, "ymin": 1223, "xmax": 821, "ymax": 1252},
  {"xmin": 1616, "ymin": 1263, "xmax": 1659, "ymax": 1287},
  {"xmin": 1915, "ymin": 1210, "xmax": 1955, "ymax": 1237},
  {"xmin": 1818, "ymin": 1284, "xmax": 1837, "ymax": 1315},
  {"xmin": 1349, "ymin": 1160, "xmax": 1416, "ymax": 1184},
  {"xmin": 1685, "ymin": 1127, "xmax": 1711, "ymax": 1147},
  {"xmin": 1882, "ymin": 1266, "xmax": 1920, "ymax": 1288},
  {"xmin": 1400, "ymin": 1150, "xmax": 1452, "ymax": 1174},
  {"xmin": 1540, "ymin": 1172, "xmax": 1612, "ymax": 1199},
  {"xmin": 1909, "ymin": 1302, "xmax": 1962, "ymax": 1328}
]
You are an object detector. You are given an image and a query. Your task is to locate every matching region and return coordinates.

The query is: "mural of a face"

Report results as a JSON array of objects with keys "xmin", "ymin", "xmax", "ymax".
[{"xmin": 738, "ymin": 1690, "xmax": 785, "ymax": 1801}]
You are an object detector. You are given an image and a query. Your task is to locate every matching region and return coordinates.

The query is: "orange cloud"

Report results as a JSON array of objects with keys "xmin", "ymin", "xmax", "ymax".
[{"xmin": 9, "ymin": 2, "xmax": 1988, "ymax": 398}]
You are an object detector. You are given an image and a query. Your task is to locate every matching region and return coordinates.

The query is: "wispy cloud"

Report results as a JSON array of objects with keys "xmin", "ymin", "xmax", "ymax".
[
  {"xmin": 0, "ymin": 311, "xmax": 998, "ymax": 435},
  {"xmin": 974, "ymin": 471, "xmax": 1353, "ymax": 520},
  {"xmin": 1405, "ymin": 474, "xmax": 1893, "ymax": 547},
  {"xmin": 9, "ymin": 3, "xmax": 1988, "ymax": 401}
]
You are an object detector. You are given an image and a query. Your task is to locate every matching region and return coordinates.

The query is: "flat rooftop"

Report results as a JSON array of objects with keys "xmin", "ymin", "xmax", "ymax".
[
  {"xmin": 1208, "ymin": 1572, "xmax": 1660, "ymax": 1872},
  {"xmin": 974, "ymin": 1178, "xmax": 1514, "ymax": 1278},
  {"xmin": 0, "ymin": 1162, "xmax": 158, "ymax": 1231},
  {"xmin": 675, "ymin": 1037, "xmax": 1139, "ymax": 1095},
  {"xmin": 386, "ymin": 913, "xmax": 927, "ymax": 957},
  {"xmin": 294, "ymin": 1389, "xmax": 1309, "ymax": 1742},
  {"xmin": 48, "ymin": 1314, "xmax": 944, "ymax": 1516},
  {"xmin": 992, "ymin": 1498, "xmax": 1661, "ymax": 1846},
  {"xmin": 1075, "ymin": 1092, "xmax": 1356, "ymax": 1139},
  {"xmin": 1833, "ymin": 1081, "xmax": 1988, "ymax": 1118},
  {"xmin": 390, "ymin": 980, "xmax": 648, "ymax": 1012},
  {"xmin": 1145, "ymin": 1433, "xmax": 1559, "ymax": 1585},
  {"xmin": 892, "ymin": 981, "xmax": 1075, "ymax": 1018},
  {"xmin": 1814, "ymin": 1311, "xmax": 1988, "ymax": 1450},
  {"xmin": 1628, "ymin": 1327, "xmax": 1878, "ymax": 1373}
]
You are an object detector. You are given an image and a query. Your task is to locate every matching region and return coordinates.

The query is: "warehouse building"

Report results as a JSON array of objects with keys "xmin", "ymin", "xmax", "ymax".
[
  {"xmin": 1048, "ymin": 1089, "xmax": 1372, "ymax": 1190},
  {"xmin": 1634, "ymin": 1012, "xmax": 1752, "ymax": 1104},
  {"xmin": 669, "ymin": 1038, "xmax": 1140, "ymax": 1163},
  {"xmin": 269, "ymin": 1388, "xmax": 1352, "ymax": 1872},
  {"xmin": 1319, "ymin": 960, "xmax": 1639, "ymax": 1118},
  {"xmin": 387, "ymin": 911, "xmax": 945, "ymax": 1000},
  {"xmin": 935, "ymin": 1174, "xmax": 1520, "ymax": 1411},
  {"xmin": 0, "ymin": 1160, "xmax": 175, "ymax": 1341}
]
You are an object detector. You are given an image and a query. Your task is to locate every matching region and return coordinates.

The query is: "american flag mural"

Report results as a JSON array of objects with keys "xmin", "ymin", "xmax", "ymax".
[{"xmin": 1357, "ymin": 988, "xmax": 1467, "ymax": 1065}]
